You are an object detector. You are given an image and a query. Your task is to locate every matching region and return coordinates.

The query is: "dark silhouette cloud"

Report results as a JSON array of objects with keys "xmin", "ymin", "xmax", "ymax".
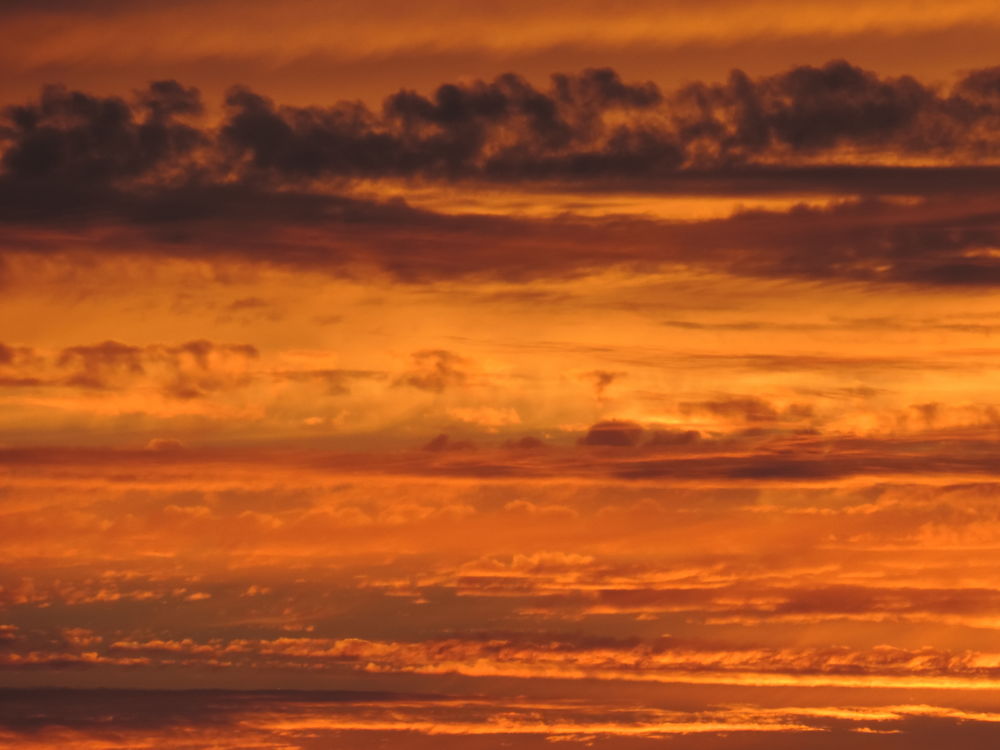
[
  {"xmin": 5, "ymin": 62, "xmax": 1000, "ymax": 190},
  {"xmin": 1, "ymin": 82, "xmax": 203, "ymax": 183},
  {"xmin": 208, "ymin": 61, "xmax": 993, "ymax": 181},
  {"xmin": 4, "ymin": 64, "xmax": 1000, "ymax": 285}
]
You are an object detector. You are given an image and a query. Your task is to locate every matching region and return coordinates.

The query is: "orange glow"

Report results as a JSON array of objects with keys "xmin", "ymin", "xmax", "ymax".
[{"xmin": 5, "ymin": 3, "xmax": 1000, "ymax": 748}]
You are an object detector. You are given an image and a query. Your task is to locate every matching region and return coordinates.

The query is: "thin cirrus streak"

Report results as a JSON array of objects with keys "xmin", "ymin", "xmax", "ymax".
[{"xmin": 5, "ymin": 2, "xmax": 1000, "ymax": 747}]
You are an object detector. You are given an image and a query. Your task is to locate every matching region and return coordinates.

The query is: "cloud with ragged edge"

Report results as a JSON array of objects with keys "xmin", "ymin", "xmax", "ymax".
[
  {"xmin": 8, "ymin": 62, "xmax": 1000, "ymax": 187},
  {"xmin": 10, "ymin": 626, "xmax": 1000, "ymax": 692},
  {"xmin": 5, "ymin": 62, "xmax": 1000, "ymax": 284}
]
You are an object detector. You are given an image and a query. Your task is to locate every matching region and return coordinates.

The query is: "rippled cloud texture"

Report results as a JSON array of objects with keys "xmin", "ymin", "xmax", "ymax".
[{"xmin": 4, "ymin": 2, "xmax": 1000, "ymax": 748}]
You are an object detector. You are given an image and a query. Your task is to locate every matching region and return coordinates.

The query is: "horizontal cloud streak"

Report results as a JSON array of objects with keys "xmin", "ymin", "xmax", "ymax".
[
  {"xmin": 5, "ymin": 64, "xmax": 1000, "ymax": 283},
  {"xmin": 8, "ymin": 62, "xmax": 1000, "ymax": 186}
]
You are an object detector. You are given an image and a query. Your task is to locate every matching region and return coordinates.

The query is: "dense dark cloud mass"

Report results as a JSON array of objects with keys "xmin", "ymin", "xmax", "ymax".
[
  {"xmin": 213, "ymin": 68, "xmax": 675, "ymax": 180},
  {"xmin": 4, "ymin": 61, "xmax": 1000, "ymax": 284},
  {"xmin": 1, "ymin": 81, "xmax": 203, "ymax": 183},
  {"xmin": 2, "ymin": 184, "xmax": 1000, "ymax": 286},
  {"xmin": 4, "ymin": 61, "xmax": 1000, "ymax": 188}
]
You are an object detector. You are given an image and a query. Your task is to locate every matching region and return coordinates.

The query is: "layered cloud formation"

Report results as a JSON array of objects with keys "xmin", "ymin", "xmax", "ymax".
[
  {"xmin": 4, "ymin": 64, "xmax": 1000, "ymax": 291},
  {"xmin": 5, "ymin": 4, "xmax": 1000, "ymax": 746}
]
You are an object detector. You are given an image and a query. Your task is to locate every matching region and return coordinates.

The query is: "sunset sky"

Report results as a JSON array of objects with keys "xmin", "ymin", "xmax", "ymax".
[{"xmin": 6, "ymin": 1, "xmax": 1000, "ymax": 747}]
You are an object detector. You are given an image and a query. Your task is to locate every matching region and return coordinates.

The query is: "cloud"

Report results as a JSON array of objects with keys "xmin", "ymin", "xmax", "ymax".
[
  {"xmin": 0, "ymin": 343, "xmax": 30, "ymax": 365},
  {"xmin": 56, "ymin": 340, "xmax": 145, "ymax": 388},
  {"xmin": 10, "ymin": 687, "xmax": 1000, "ymax": 748},
  {"xmin": 3, "ymin": 174, "xmax": 1000, "ymax": 287},
  {"xmin": 0, "ymin": 687, "xmax": 924, "ymax": 747},
  {"xmin": 582, "ymin": 370, "xmax": 624, "ymax": 398},
  {"xmin": 0, "ymin": 342, "xmax": 42, "ymax": 386},
  {"xmin": 5, "ymin": 427, "xmax": 1000, "ymax": 485},
  {"xmin": 422, "ymin": 434, "xmax": 475, "ymax": 452},
  {"xmin": 5, "ymin": 631, "xmax": 996, "ymax": 692},
  {"xmin": 54, "ymin": 339, "xmax": 258, "ymax": 397},
  {"xmin": 646, "ymin": 429, "xmax": 702, "ymax": 447},
  {"xmin": 396, "ymin": 350, "xmax": 470, "ymax": 393},
  {"xmin": 680, "ymin": 396, "xmax": 814, "ymax": 425},
  {"xmin": 579, "ymin": 420, "xmax": 644, "ymax": 447},
  {"xmin": 275, "ymin": 368, "xmax": 385, "ymax": 396},
  {"xmin": 6, "ymin": 61, "xmax": 1000, "ymax": 191},
  {"xmin": 504, "ymin": 436, "xmax": 547, "ymax": 450},
  {"xmin": 190, "ymin": 61, "xmax": 1000, "ymax": 183},
  {"xmin": 226, "ymin": 296, "xmax": 268, "ymax": 310},
  {"xmin": 1, "ymin": 81, "xmax": 203, "ymax": 183},
  {"xmin": 2, "ymin": 64, "xmax": 1000, "ymax": 285}
]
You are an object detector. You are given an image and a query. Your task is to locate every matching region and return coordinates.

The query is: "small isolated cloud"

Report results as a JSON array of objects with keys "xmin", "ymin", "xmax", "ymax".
[
  {"xmin": 579, "ymin": 419, "xmax": 644, "ymax": 447},
  {"xmin": 582, "ymin": 369, "xmax": 626, "ymax": 398}
]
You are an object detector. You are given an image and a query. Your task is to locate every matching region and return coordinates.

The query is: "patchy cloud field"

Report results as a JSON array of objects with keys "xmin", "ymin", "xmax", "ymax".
[{"xmin": 4, "ymin": 2, "xmax": 1000, "ymax": 747}]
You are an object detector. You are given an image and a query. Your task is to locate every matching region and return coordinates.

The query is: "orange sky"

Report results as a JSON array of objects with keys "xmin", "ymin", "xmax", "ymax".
[{"xmin": 4, "ymin": 2, "xmax": 1000, "ymax": 748}]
